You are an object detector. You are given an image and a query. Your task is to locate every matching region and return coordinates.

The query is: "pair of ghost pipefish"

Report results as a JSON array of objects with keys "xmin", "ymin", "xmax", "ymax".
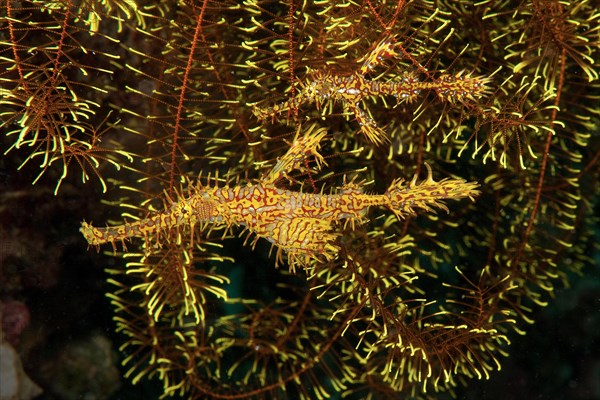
[{"xmin": 81, "ymin": 164, "xmax": 479, "ymax": 271}]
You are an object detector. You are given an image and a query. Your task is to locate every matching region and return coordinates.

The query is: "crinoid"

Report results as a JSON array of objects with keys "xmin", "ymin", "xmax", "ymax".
[{"xmin": 4, "ymin": 0, "xmax": 598, "ymax": 399}]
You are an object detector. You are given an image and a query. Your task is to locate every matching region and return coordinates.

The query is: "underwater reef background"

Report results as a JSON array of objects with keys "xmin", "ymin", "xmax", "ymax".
[{"xmin": 1, "ymin": 1, "xmax": 599, "ymax": 399}]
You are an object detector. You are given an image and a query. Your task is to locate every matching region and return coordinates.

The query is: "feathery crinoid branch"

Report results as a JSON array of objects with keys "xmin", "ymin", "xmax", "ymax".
[
  {"xmin": 10, "ymin": 0, "xmax": 597, "ymax": 398},
  {"xmin": 0, "ymin": 0, "xmax": 139, "ymax": 193}
]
